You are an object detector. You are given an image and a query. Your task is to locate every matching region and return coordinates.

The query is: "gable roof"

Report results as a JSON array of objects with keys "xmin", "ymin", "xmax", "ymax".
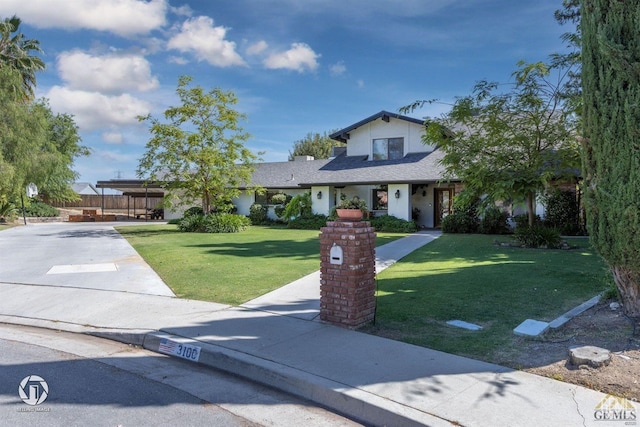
[
  {"xmin": 300, "ymin": 150, "xmax": 451, "ymax": 185},
  {"xmin": 329, "ymin": 110, "xmax": 425, "ymax": 143},
  {"xmin": 72, "ymin": 182, "xmax": 99, "ymax": 195}
]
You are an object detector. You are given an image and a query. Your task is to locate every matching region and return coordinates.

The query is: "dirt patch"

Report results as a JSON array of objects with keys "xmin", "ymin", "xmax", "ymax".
[{"xmin": 503, "ymin": 300, "xmax": 640, "ymax": 401}]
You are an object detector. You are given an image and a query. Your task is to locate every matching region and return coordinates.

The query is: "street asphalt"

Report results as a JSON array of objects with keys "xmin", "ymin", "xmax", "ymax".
[{"xmin": 0, "ymin": 222, "xmax": 628, "ymax": 426}]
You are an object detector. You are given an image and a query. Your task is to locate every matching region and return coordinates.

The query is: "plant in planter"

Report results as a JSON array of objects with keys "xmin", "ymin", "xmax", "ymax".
[{"xmin": 336, "ymin": 195, "xmax": 369, "ymax": 220}]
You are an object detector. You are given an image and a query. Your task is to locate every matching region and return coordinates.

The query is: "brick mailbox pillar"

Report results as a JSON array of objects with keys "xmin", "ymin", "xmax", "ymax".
[{"xmin": 319, "ymin": 220, "xmax": 376, "ymax": 329}]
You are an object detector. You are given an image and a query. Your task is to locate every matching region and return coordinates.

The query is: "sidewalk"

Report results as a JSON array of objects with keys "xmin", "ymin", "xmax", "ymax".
[{"xmin": 0, "ymin": 224, "xmax": 618, "ymax": 426}]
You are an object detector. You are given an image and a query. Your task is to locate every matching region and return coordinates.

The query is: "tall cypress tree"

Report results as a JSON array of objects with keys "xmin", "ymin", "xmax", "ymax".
[{"xmin": 582, "ymin": 0, "xmax": 640, "ymax": 316}]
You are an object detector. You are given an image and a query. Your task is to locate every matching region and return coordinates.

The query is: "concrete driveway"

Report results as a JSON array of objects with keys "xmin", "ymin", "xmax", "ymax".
[{"xmin": 0, "ymin": 222, "xmax": 174, "ymax": 297}]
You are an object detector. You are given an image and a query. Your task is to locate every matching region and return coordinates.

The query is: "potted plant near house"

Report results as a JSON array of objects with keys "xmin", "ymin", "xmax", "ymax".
[{"xmin": 336, "ymin": 195, "xmax": 369, "ymax": 220}]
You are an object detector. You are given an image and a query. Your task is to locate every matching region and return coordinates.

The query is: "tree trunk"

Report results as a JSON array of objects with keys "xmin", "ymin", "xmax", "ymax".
[
  {"xmin": 611, "ymin": 266, "xmax": 640, "ymax": 318},
  {"xmin": 203, "ymin": 192, "xmax": 211, "ymax": 214},
  {"xmin": 527, "ymin": 191, "xmax": 535, "ymax": 227}
]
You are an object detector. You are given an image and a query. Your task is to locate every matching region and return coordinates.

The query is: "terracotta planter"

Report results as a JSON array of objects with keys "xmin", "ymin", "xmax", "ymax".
[{"xmin": 336, "ymin": 209, "xmax": 363, "ymax": 221}]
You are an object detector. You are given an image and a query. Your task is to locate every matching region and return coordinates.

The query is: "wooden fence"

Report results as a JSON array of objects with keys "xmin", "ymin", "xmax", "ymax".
[{"xmin": 50, "ymin": 195, "xmax": 162, "ymax": 210}]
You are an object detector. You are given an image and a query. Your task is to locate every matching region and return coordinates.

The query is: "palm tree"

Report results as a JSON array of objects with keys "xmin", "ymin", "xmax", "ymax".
[{"xmin": 0, "ymin": 15, "xmax": 45, "ymax": 100}]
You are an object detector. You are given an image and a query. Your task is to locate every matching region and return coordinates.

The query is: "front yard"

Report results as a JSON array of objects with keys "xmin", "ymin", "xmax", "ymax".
[
  {"xmin": 117, "ymin": 224, "xmax": 405, "ymax": 305},
  {"xmin": 364, "ymin": 234, "xmax": 611, "ymax": 363},
  {"xmin": 119, "ymin": 225, "xmax": 639, "ymax": 398}
]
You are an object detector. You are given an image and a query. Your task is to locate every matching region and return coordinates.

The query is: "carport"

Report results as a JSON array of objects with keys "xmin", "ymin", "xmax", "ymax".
[{"xmin": 95, "ymin": 179, "xmax": 165, "ymax": 221}]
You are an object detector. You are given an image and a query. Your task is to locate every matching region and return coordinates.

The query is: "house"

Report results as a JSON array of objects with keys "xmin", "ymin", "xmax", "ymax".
[
  {"xmin": 72, "ymin": 182, "xmax": 100, "ymax": 196},
  {"xmin": 234, "ymin": 111, "xmax": 463, "ymax": 228},
  {"xmin": 94, "ymin": 110, "xmax": 577, "ymax": 225}
]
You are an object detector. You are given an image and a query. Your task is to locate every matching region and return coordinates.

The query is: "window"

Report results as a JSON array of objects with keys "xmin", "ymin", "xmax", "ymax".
[
  {"xmin": 372, "ymin": 138, "xmax": 404, "ymax": 160},
  {"xmin": 372, "ymin": 186, "xmax": 388, "ymax": 210},
  {"xmin": 255, "ymin": 191, "xmax": 282, "ymax": 205}
]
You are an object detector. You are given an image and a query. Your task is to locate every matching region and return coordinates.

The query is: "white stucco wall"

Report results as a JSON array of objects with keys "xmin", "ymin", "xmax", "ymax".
[
  {"xmin": 311, "ymin": 186, "xmax": 332, "ymax": 216},
  {"xmin": 234, "ymin": 193, "xmax": 255, "ymax": 216},
  {"xmin": 387, "ymin": 183, "xmax": 411, "ymax": 221},
  {"xmin": 346, "ymin": 117, "xmax": 434, "ymax": 158},
  {"xmin": 411, "ymin": 185, "xmax": 435, "ymax": 228}
]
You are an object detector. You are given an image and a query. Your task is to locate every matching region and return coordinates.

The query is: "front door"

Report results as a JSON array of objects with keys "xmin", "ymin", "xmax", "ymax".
[{"xmin": 434, "ymin": 188, "xmax": 454, "ymax": 228}]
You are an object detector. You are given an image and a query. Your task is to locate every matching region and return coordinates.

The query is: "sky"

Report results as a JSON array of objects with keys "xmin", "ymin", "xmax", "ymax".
[{"xmin": 0, "ymin": 0, "xmax": 575, "ymax": 189}]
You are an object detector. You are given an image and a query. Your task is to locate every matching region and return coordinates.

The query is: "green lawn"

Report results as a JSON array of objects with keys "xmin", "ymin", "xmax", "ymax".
[
  {"xmin": 365, "ymin": 234, "xmax": 610, "ymax": 364},
  {"xmin": 117, "ymin": 224, "xmax": 406, "ymax": 305}
]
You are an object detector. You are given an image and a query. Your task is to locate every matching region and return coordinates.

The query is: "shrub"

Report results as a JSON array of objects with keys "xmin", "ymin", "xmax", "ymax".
[
  {"xmin": 288, "ymin": 214, "xmax": 328, "ymax": 230},
  {"xmin": 283, "ymin": 191, "xmax": 312, "ymax": 220},
  {"xmin": 184, "ymin": 206, "xmax": 204, "ymax": 218},
  {"xmin": 178, "ymin": 212, "xmax": 250, "ymax": 233},
  {"xmin": 24, "ymin": 199, "xmax": 58, "ymax": 217},
  {"xmin": 513, "ymin": 213, "xmax": 542, "ymax": 229},
  {"xmin": 178, "ymin": 213, "xmax": 206, "ymax": 232},
  {"xmin": 543, "ymin": 189, "xmax": 581, "ymax": 235},
  {"xmin": 203, "ymin": 213, "xmax": 250, "ymax": 233},
  {"xmin": 514, "ymin": 225, "xmax": 562, "ymax": 248},
  {"xmin": 442, "ymin": 212, "xmax": 476, "ymax": 233},
  {"xmin": 0, "ymin": 199, "xmax": 17, "ymax": 222},
  {"xmin": 212, "ymin": 202, "xmax": 237, "ymax": 214},
  {"xmin": 271, "ymin": 193, "xmax": 291, "ymax": 220},
  {"xmin": 249, "ymin": 203, "xmax": 269, "ymax": 225},
  {"xmin": 271, "ymin": 193, "xmax": 288, "ymax": 206},
  {"xmin": 441, "ymin": 196, "xmax": 479, "ymax": 234},
  {"xmin": 479, "ymin": 206, "xmax": 509, "ymax": 234},
  {"xmin": 369, "ymin": 215, "xmax": 417, "ymax": 233}
]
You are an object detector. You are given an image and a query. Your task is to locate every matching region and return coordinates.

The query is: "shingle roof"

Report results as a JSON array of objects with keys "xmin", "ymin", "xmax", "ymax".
[
  {"xmin": 241, "ymin": 158, "xmax": 332, "ymax": 189},
  {"xmin": 246, "ymin": 150, "xmax": 453, "ymax": 188}
]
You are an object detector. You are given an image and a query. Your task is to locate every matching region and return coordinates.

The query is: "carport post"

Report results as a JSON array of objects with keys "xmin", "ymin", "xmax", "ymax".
[
  {"xmin": 101, "ymin": 187, "xmax": 104, "ymax": 221},
  {"xmin": 145, "ymin": 188, "xmax": 148, "ymax": 222}
]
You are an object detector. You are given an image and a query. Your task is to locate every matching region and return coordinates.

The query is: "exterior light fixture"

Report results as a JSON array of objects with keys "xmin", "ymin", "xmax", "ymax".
[
  {"xmin": 395, "ymin": 190, "xmax": 401, "ymax": 199},
  {"xmin": 317, "ymin": 191, "xmax": 322, "ymax": 199}
]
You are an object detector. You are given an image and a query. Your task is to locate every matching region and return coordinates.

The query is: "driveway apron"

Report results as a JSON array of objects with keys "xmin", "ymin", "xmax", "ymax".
[{"xmin": 0, "ymin": 223, "xmax": 174, "ymax": 297}]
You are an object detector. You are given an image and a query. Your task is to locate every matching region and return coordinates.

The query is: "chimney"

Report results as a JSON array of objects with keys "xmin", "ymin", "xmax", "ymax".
[{"xmin": 294, "ymin": 155, "xmax": 315, "ymax": 162}]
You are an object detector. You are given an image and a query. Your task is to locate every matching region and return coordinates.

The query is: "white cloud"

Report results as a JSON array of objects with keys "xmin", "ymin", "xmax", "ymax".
[
  {"xmin": 57, "ymin": 51, "xmax": 159, "ymax": 94},
  {"xmin": 329, "ymin": 61, "xmax": 346, "ymax": 76},
  {"xmin": 94, "ymin": 149, "xmax": 137, "ymax": 163},
  {"xmin": 168, "ymin": 56, "xmax": 189, "ymax": 65},
  {"xmin": 246, "ymin": 40, "xmax": 268, "ymax": 56},
  {"xmin": 102, "ymin": 132, "xmax": 124, "ymax": 144},
  {"xmin": 46, "ymin": 86, "xmax": 150, "ymax": 131},
  {"xmin": 167, "ymin": 16, "xmax": 246, "ymax": 67},
  {"xmin": 0, "ymin": 0, "xmax": 167, "ymax": 37},
  {"xmin": 263, "ymin": 43, "xmax": 320, "ymax": 73},
  {"xmin": 170, "ymin": 4, "xmax": 193, "ymax": 17},
  {"xmin": 357, "ymin": 79, "xmax": 365, "ymax": 88}
]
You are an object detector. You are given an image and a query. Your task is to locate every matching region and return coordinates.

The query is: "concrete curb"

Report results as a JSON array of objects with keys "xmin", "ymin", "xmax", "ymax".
[
  {"xmin": 141, "ymin": 331, "xmax": 452, "ymax": 427},
  {"xmin": 549, "ymin": 294, "xmax": 602, "ymax": 329},
  {"xmin": 0, "ymin": 314, "xmax": 451, "ymax": 426}
]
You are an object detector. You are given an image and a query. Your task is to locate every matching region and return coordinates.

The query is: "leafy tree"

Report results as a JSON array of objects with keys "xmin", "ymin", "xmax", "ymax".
[
  {"xmin": 582, "ymin": 0, "xmax": 640, "ymax": 316},
  {"xmin": 0, "ymin": 15, "xmax": 45, "ymax": 100},
  {"xmin": 288, "ymin": 131, "xmax": 344, "ymax": 160},
  {"xmin": 138, "ymin": 75, "xmax": 258, "ymax": 214},
  {"xmin": 34, "ymin": 101, "xmax": 91, "ymax": 202},
  {"xmin": 552, "ymin": 1, "xmax": 582, "ymax": 116},
  {"xmin": 0, "ymin": 68, "xmax": 88, "ymax": 203},
  {"xmin": 404, "ymin": 61, "xmax": 581, "ymax": 226}
]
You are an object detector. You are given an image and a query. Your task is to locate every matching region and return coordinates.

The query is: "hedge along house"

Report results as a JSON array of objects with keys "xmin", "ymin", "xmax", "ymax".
[{"xmin": 234, "ymin": 111, "xmax": 462, "ymax": 228}]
